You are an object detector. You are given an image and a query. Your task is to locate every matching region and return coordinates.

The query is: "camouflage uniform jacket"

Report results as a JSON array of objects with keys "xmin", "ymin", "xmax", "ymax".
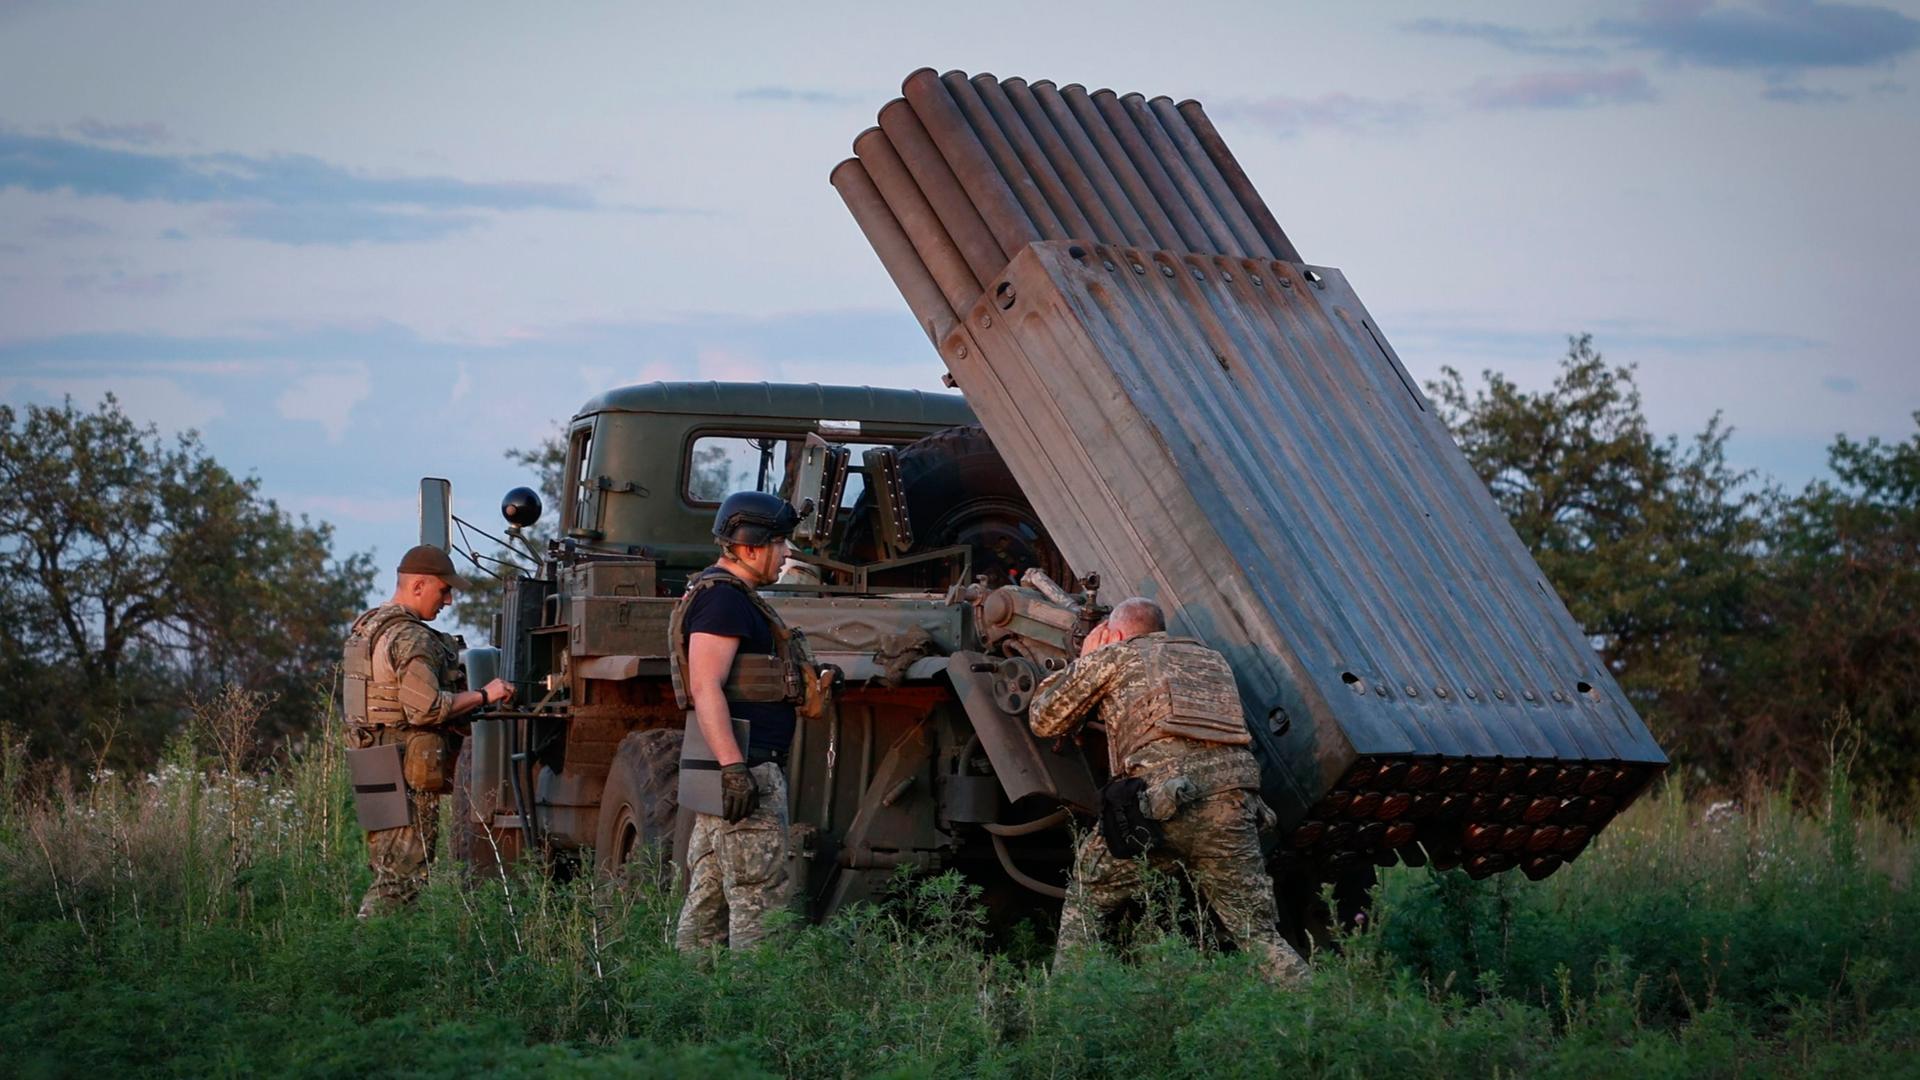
[
  {"xmin": 345, "ymin": 602, "xmax": 463, "ymax": 734},
  {"xmin": 1029, "ymin": 632, "xmax": 1260, "ymax": 794}
]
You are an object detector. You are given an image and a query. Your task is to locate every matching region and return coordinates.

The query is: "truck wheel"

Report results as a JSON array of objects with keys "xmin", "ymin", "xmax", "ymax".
[
  {"xmin": 450, "ymin": 739, "xmax": 518, "ymax": 874},
  {"xmin": 594, "ymin": 727, "xmax": 684, "ymax": 888},
  {"xmin": 845, "ymin": 424, "xmax": 1069, "ymax": 587}
]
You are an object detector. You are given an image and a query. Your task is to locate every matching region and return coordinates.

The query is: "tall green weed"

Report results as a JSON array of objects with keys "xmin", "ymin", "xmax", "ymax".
[{"xmin": 3, "ymin": 715, "xmax": 1917, "ymax": 1077}]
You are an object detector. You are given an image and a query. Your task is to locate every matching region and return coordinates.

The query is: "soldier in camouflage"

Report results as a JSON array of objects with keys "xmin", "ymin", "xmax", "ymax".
[
  {"xmin": 342, "ymin": 545, "xmax": 514, "ymax": 918},
  {"xmin": 673, "ymin": 491, "xmax": 826, "ymax": 952},
  {"xmin": 1029, "ymin": 597, "xmax": 1310, "ymax": 985}
]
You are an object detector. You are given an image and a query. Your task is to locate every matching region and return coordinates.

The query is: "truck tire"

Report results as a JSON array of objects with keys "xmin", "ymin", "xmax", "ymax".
[
  {"xmin": 844, "ymin": 424, "xmax": 1068, "ymax": 587},
  {"xmin": 594, "ymin": 727, "xmax": 684, "ymax": 888},
  {"xmin": 449, "ymin": 739, "xmax": 520, "ymax": 874}
]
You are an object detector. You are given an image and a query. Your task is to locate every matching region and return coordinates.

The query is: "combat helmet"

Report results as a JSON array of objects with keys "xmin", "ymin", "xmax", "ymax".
[{"xmin": 713, "ymin": 491, "xmax": 804, "ymax": 546}]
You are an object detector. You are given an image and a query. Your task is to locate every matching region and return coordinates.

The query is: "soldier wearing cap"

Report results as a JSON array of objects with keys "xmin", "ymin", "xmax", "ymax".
[
  {"xmin": 1029, "ymin": 597, "xmax": 1310, "ymax": 985},
  {"xmin": 670, "ymin": 491, "xmax": 827, "ymax": 951},
  {"xmin": 341, "ymin": 544, "xmax": 515, "ymax": 917}
]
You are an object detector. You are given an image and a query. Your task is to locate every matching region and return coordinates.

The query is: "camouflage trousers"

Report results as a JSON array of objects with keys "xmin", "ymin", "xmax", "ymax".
[
  {"xmin": 675, "ymin": 762, "xmax": 792, "ymax": 952},
  {"xmin": 348, "ymin": 725, "xmax": 440, "ymax": 919},
  {"xmin": 358, "ymin": 789, "xmax": 440, "ymax": 918},
  {"xmin": 1057, "ymin": 788, "xmax": 1310, "ymax": 986}
]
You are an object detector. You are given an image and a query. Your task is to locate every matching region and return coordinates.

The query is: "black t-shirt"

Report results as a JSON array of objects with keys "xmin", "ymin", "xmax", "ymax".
[{"xmin": 682, "ymin": 571, "xmax": 796, "ymax": 757}]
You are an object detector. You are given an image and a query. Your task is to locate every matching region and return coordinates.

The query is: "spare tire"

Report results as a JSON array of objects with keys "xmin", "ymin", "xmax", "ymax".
[{"xmin": 841, "ymin": 425, "xmax": 1069, "ymax": 588}]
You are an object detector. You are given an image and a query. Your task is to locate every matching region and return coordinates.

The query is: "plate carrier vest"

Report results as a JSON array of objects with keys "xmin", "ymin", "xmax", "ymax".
[
  {"xmin": 342, "ymin": 605, "xmax": 459, "ymax": 730},
  {"xmin": 667, "ymin": 568, "xmax": 813, "ymax": 711},
  {"xmin": 1105, "ymin": 636, "xmax": 1253, "ymax": 776}
]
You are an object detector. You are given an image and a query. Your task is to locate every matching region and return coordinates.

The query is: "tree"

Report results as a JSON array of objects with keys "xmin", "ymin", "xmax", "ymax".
[
  {"xmin": 450, "ymin": 429, "xmax": 567, "ymax": 632},
  {"xmin": 1744, "ymin": 418, "xmax": 1920, "ymax": 795},
  {"xmin": 505, "ymin": 431, "xmax": 569, "ymax": 538},
  {"xmin": 1428, "ymin": 335, "xmax": 1766, "ymax": 780},
  {"xmin": 0, "ymin": 395, "xmax": 374, "ymax": 767}
]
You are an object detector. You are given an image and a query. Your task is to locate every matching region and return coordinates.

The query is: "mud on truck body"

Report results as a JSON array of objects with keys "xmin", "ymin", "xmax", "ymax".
[{"xmin": 438, "ymin": 67, "xmax": 1669, "ymax": 943}]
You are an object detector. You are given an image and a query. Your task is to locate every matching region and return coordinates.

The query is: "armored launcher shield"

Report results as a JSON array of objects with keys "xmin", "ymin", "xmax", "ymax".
[{"xmin": 834, "ymin": 69, "xmax": 1667, "ymax": 881}]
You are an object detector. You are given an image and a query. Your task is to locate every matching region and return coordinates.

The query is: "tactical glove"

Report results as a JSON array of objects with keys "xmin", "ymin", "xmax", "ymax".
[{"xmin": 720, "ymin": 763, "xmax": 758, "ymax": 823}]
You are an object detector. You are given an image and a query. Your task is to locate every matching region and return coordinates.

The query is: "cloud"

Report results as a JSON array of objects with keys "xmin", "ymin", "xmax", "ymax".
[
  {"xmin": 735, "ymin": 85, "xmax": 860, "ymax": 106},
  {"xmin": 274, "ymin": 364, "xmax": 371, "ymax": 442},
  {"xmin": 0, "ymin": 131, "xmax": 609, "ymax": 245},
  {"xmin": 159, "ymin": 227, "xmax": 188, "ymax": 241},
  {"xmin": 1822, "ymin": 375, "xmax": 1859, "ymax": 393},
  {"xmin": 691, "ymin": 346, "xmax": 774, "ymax": 382},
  {"xmin": 1465, "ymin": 69, "xmax": 1658, "ymax": 109},
  {"xmin": 0, "ymin": 129, "xmax": 704, "ymax": 245},
  {"xmin": 61, "ymin": 269, "xmax": 185, "ymax": 297},
  {"xmin": 217, "ymin": 205, "xmax": 486, "ymax": 246},
  {"xmin": 1598, "ymin": 0, "xmax": 1920, "ymax": 71},
  {"xmin": 1404, "ymin": 18, "xmax": 1605, "ymax": 58},
  {"xmin": 0, "ymin": 374, "xmax": 225, "ymax": 432},
  {"xmin": 32, "ymin": 214, "xmax": 107, "ymax": 239},
  {"xmin": 1390, "ymin": 316, "xmax": 1822, "ymax": 359},
  {"xmin": 69, "ymin": 117, "xmax": 171, "ymax": 146},
  {"xmin": 1870, "ymin": 79, "xmax": 1909, "ymax": 93},
  {"xmin": 1761, "ymin": 80, "xmax": 1852, "ymax": 102},
  {"xmin": 0, "ymin": 0, "xmax": 54, "ymax": 24},
  {"xmin": 1212, "ymin": 92, "xmax": 1425, "ymax": 138},
  {"xmin": 0, "ymin": 130, "xmax": 596, "ymax": 211}
]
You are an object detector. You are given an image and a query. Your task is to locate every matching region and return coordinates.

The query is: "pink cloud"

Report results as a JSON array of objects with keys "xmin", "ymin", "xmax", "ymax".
[
  {"xmin": 1466, "ymin": 69, "xmax": 1658, "ymax": 109},
  {"xmin": 1212, "ymin": 92, "xmax": 1425, "ymax": 138}
]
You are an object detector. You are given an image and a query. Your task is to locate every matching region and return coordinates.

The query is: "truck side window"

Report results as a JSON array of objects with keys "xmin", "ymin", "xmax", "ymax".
[
  {"xmin": 567, "ymin": 426, "xmax": 596, "ymax": 535},
  {"xmin": 686, "ymin": 435, "xmax": 799, "ymax": 504}
]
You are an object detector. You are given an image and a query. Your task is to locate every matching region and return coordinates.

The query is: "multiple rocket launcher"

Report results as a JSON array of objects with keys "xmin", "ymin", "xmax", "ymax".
[{"xmin": 832, "ymin": 69, "xmax": 1668, "ymax": 880}]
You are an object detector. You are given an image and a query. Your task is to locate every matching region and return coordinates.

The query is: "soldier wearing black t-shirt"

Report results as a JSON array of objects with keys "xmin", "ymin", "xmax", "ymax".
[{"xmin": 670, "ymin": 490, "xmax": 819, "ymax": 951}]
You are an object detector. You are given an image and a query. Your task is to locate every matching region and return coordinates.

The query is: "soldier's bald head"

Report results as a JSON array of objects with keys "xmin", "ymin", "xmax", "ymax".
[{"xmin": 1108, "ymin": 597, "xmax": 1166, "ymax": 639}]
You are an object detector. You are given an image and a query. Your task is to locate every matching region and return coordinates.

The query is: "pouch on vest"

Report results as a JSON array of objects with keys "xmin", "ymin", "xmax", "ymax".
[
  {"xmin": 1099, "ymin": 776, "xmax": 1163, "ymax": 859},
  {"xmin": 677, "ymin": 714, "xmax": 751, "ymax": 817},
  {"xmin": 347, "ymin": 744, "xmax": 410, "ymax": 831},
  {"xmin": 1139, "ymin": 776, "xmax": 1201, "ymax": 822},
  {"xmin": 403, "ymin": 730, "xmax": 455, "ymax": 795}
]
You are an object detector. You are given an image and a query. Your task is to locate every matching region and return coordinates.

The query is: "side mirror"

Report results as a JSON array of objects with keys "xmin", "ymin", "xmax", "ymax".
[{"xmin": 418, "ymin": 478, "xmax": 452, "ymax": 552}]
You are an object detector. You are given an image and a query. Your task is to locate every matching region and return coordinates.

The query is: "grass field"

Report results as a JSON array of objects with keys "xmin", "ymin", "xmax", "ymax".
[{"xmin": 3, "ymin": 719, "xmax": 1917, "ymax": 1078}]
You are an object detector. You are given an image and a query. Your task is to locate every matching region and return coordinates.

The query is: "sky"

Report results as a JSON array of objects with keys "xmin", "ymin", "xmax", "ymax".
[{"xmin": 2, "ymin": 0, "xmax": 1917, "ymax": 591}]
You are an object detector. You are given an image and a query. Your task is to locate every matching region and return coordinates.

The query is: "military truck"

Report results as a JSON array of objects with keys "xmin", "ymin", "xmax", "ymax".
[
  {"xmin": 442, "ymin": 381, "xmax": 1110, "ymax": 918},
  {"xmin": 436, "ymin": 68, "xmax": 1668, "ymax": 936}
]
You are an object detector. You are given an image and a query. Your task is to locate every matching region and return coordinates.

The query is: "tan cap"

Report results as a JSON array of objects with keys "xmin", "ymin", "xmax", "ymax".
[{"xmin": 397, "ymin": 544, "xmax": 473, "ymax": 591}]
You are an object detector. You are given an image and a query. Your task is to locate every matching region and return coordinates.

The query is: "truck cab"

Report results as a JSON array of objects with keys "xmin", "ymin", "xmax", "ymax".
[{"xmin": 554, "ymin": 381, "xmax": 976, "ymax": 587}]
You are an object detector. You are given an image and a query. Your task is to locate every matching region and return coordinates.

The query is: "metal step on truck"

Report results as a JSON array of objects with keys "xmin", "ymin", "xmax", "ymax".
[{"xmin": 434, "ymin": 69, "xmax": 1667, "ymax": 942}]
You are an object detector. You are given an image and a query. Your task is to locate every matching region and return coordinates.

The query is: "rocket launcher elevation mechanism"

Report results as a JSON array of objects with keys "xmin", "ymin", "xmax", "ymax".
[{"xmin": 832, "ymin": 69, "xmax": 1668, "ymax": 882}]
